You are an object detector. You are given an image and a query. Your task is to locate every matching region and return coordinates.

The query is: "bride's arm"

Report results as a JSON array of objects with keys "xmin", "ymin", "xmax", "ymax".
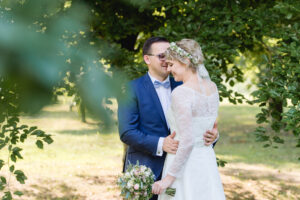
[
  {"xmin": 152, "ymin": 88, "xmax": 194, "ymax": 194},
  {"xmin": 167, "ymin": 87, "xmax": 194, "ymax": 178}
]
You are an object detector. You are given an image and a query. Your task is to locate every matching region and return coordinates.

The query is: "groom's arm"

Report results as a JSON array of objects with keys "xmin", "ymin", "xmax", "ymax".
[{"xmin": 117, "ymin": 84, "xmax": 160, "ymax": 156}]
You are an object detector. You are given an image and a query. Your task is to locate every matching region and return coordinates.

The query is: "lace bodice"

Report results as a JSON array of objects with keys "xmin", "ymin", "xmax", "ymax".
[{"xmin": 166, "ymin": 82, "xmax": 219, "ymax": 178}]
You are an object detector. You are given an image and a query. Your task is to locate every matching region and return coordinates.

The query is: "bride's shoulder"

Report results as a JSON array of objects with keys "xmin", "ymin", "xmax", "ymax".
[
  {"xmin": 173, "ymin": 84, "xmax": 190, "ymax": 92},
  {"xmin": 171, "ymin": 86, "xmax": 194, "ymax": 105},
  {"xmin": 171, "ymin": 85, "xmax": 193, "ymax": 97}
]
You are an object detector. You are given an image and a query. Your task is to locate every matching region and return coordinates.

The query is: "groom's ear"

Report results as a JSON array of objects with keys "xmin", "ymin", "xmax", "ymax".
[{"xmin": 144, "ymin": 55, "xmax": 151, "ymax": 65}]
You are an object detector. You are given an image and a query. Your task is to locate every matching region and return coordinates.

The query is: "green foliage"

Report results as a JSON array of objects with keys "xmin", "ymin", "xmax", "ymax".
[
  {"xmin": 13, "ymin": 191, "xmax": 23, "ymax": 197},
  {"xmin": 216, "ymin": 158, "xmax": 227, "ymax": 167},
  {"xmin": 82, "ymin": 0, "xmax": 299, "ymax": 159},
  {"xmin": 248, "ymin": 1, "xmax": 300, "ymax": 154},
  {"xmin": 2, "ymin": 192, "xmax": 12, "ymax": 200},
  {"xmin": 0, "ymin": 1, "xmax": 299, "ymax": 198},
  {"xmin": 0, "ymin": 0, "xmax": 123, "ymax": 198},
  {"xmin": 0, "ymin": 0, "xmax": 124, "ymax": 126},
  {"xmin": 0, "ymin": 78, "xmax": 53, "ymax": 199}
]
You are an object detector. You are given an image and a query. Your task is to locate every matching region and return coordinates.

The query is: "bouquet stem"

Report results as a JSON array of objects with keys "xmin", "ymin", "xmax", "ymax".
[{"xmin": 165, "ymin": 187, "xmax": 176, "ymax": 196}]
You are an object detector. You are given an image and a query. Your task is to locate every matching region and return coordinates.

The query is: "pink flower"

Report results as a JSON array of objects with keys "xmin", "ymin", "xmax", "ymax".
[{"xmin": 134, "ymin": 184, "xmax": 139, "ymax": 190}]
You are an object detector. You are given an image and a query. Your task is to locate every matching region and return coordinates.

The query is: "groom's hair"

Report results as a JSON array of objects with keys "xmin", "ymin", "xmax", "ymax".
[{"xmin": 142, "ymin": 37, "xmax": 169, "ymax": 56}]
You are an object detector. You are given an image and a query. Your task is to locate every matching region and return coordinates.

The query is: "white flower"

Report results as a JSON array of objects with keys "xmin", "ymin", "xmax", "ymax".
[
  {"xmin": 125, "ymin": 172, "xmax": 130, "ymax": 178},
  {"xmin": 134, "ymin": 184, "xmax": 139, "ymax": 190},
  {"xmin": 140, "ymin": 166, "xmax": 146, "ymax": 173},
  {"xmin": 145, "ymin": 171, "xmax": 150, "ymax": 177},
  {"xmin": 127, "ymin": 180, "xmax": 133, "ymax": 188}
]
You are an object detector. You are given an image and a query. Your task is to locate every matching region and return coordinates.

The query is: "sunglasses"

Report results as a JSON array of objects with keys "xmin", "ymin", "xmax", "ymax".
[{"xmin": 147, "ymin": 53, "xmax": 166, "ymax": 61}]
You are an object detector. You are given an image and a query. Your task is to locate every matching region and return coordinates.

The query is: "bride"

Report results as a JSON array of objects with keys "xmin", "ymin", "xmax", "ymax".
[{"xmin": 152, "ymin": 39, "xmax": 225, "ymax": 199}]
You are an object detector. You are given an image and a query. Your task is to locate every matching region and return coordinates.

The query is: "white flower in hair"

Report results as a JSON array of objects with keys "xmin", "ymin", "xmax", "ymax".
[{"xmin": 169, "ymin": 42, "xmax": 199, "ymax": 64}]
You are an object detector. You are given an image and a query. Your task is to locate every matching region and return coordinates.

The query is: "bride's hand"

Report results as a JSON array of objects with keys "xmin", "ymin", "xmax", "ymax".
[{"xmin": 152, "ymin": 175, "xmax": 175, "ymax": 195}]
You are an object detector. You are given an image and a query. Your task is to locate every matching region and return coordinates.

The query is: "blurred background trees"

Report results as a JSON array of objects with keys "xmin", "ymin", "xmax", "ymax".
[
  {"xmin": 80, "ymin": 0, "xmax": 300, "ymax": 144},
  {"xmin": 82, "ymin": 0, "xmax": 299, "ymax": 155},
  {"xmin": 0, "ymin": 0, "xmax": 299, "ymax": 199}
]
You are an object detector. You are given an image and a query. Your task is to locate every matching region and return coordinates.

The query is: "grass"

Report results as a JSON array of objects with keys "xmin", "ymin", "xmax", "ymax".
[
  {"xmin": 216, "ymin": 105, "xmax": 300, "ymax": 200},
  {"xmin": 216, "ymin": 105, "xmax": 300, "ymax": 169},
  {"xmin": 0, "ymin": 99, "xmax": 299, "ymax": 200}
]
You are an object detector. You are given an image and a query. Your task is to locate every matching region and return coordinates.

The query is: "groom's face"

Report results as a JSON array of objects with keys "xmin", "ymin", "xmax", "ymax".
[{"xmin": 144, "ymin": 42, "xmax": 170, "ymax": 81}]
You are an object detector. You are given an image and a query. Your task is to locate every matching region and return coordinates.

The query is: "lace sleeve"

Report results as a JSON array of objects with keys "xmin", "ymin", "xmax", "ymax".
[{"xmin": 167, "ymin": 87, "xmax": 194, "ymax": 178}]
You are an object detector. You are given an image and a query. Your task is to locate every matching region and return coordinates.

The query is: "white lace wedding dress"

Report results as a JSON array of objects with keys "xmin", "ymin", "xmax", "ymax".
[{"xmin": 158, "ymin": 82, "xmax": 225, "ymax": 200}]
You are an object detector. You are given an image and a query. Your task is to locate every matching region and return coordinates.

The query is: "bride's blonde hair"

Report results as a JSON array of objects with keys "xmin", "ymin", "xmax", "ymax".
[{"xmin": 165, "ymin": 39, "xmax": 204, "ymax": 71}]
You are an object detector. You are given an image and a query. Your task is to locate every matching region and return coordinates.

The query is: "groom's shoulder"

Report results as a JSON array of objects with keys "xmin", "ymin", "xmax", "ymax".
[
  {"xmin": 128, "ymin": 74, "xmax": 147, "ymax": 87},
  {"xmin": 132, "ymin": 74, "xmax": 146, "ymax": 83}
]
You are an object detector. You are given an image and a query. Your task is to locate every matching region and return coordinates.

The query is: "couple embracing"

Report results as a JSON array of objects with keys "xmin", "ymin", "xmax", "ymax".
[{"xmin": 118, "ymin": 37, "xmax": 226, "ymax": 200}]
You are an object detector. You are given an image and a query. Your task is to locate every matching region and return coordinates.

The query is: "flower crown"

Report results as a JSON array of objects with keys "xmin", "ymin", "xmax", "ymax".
[{"xmin": 169, "ymin": 42, "xmax": 199, "ymax": 64}]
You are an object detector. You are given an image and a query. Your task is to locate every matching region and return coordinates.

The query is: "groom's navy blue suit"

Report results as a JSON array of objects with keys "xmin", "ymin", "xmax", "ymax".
[{"xmin": 118, "ymin": 73, "xmax": 181, "ymax": 180}]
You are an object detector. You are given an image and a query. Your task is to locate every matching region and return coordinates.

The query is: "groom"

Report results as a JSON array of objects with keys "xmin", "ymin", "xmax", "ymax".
[{"xmin": 118, "ymin": 37, "xmax": 218, "ymax": 200}]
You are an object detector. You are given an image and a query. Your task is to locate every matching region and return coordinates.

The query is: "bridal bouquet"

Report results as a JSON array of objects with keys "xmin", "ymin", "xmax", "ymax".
[
  {"xmin": 117, "ymin": 163, "xmax": 155, "ymax": 200},
  {"xmin": 117, "ymin": 162, "xmax": 176, "ymax": 200}
]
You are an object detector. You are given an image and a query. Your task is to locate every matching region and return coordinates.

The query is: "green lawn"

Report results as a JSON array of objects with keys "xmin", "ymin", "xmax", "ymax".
[
  {"xmin": 0, "ymin": 100, "xmax": 299, "ymax": 200},
  {"xmin": 216, "ymin": 105, "xmax": 299, "ymax": 169}
]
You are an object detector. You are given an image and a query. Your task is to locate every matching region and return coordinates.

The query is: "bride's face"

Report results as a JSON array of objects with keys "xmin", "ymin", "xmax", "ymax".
[{"xmin": 166, "ymin": 59, "xmax": 187, "ymax": 82}]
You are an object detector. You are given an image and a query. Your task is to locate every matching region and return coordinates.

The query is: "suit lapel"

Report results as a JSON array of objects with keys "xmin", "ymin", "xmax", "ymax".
[{"xmin": 143, "ymin": 74, "xmax": 168, "ymax": 129}]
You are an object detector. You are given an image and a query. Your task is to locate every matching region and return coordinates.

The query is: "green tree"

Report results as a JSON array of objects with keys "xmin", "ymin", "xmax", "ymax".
[
  {"xmin": 82, "ymin": 0, "xmax": 299, "ymax": 159},
  {"xmin": 1, "ymin": 1, "xmax": 299, "ymax": 198},
  {"xmin": 0, "ymin": 0, "xmax": 124, "ymax": 198}
]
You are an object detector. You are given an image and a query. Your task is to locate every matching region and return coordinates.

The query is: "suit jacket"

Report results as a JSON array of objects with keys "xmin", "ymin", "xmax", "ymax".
[{"xmin": 118, "ymin": 73, "xmax": 182, "ymax": 179}]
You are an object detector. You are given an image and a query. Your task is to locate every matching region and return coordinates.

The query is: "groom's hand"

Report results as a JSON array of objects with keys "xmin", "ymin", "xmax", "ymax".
[
  {"xmin": 163, "ymin": 131, "xmax": 179, "ymax": 154},
  {"xmin": 204, "ymin": 122, "xmax": 218, "ymax": 146}
]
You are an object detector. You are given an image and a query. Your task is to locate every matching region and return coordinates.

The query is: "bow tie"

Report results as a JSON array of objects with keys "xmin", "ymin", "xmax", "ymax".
[{"xmin": 153, "ymin": 80, "xmax": 170, "ymax": 89}]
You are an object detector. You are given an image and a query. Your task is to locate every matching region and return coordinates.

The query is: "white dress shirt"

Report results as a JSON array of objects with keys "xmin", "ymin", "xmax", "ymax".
[{"xmin": 148, "ymin": 72, "xmax": 171, "ymax": 156}]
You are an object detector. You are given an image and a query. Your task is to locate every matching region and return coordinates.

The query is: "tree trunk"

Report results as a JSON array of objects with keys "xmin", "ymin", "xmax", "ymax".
[
  {"xmin": 269, "ymin": 98, "xmax": 283, "ymax": 122},
  {"xmin": 80, "ymin": 101, "xmax": 86, "ymax": 123}
]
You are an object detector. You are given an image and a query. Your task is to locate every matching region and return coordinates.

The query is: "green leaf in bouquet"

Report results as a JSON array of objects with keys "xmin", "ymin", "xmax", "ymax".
[
  {"xmin": 165, "ymin": 187, "xmax": 176, "ymax": 197},
  {"xmin": 125, "ymin": 191, "xmax": 130, "ymax": 199}
]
